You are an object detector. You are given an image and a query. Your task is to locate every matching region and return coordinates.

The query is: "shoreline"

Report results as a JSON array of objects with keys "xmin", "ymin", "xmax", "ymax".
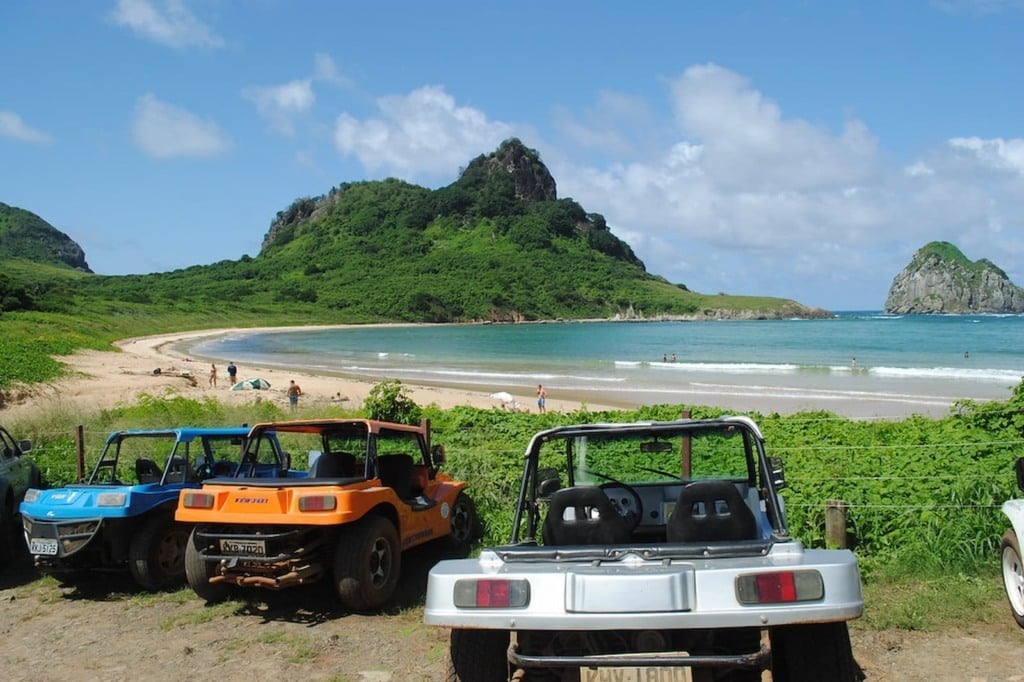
[
  {"xmin": 0, "ymin": 324, "xmax": 990, "ymax": 423},
  {"xmin": 0, "ymin": 325, "xmax": 621, "ymax": 423}
]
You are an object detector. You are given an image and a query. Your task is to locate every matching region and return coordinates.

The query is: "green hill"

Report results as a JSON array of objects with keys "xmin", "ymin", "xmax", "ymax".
[
  {"xmin": 74, "ymin": 139, "xmax": 825, "ymax": 323},
  {"xmin": 1, "ymin": 139, "xmax": 828, "ymax": 390},
  {"xmin": 0, "ymin": 202, "xmax": 91, "ymax": 272}
]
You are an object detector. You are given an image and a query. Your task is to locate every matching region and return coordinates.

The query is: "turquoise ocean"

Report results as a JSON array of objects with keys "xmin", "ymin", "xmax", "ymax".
[{"xmin": 187, "ymin": 313, "xmax": 1024, "ymax": 418}]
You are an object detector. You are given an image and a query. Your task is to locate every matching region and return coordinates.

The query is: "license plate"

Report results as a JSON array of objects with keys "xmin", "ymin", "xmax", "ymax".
[
  {"xmin": 579, "ymin": 666, "xmax": 692, "ymax": 682},
  {"xmin": 30, "ymin": 538, "xmax": 59, "ymax": 556},
  {"xmin": 219, "ymin": 539, "xmax": 266, "ymax": 556}
]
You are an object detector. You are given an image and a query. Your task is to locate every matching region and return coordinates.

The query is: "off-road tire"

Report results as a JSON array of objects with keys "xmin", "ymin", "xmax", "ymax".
[
  {"xmin": 128, "ymin": 514, "xmax": 188, "ymax": 590},
  {"xmin": 446, "ymin": 628, "xmax": 511, "ymax": 682},
  {"xmin": 334, "ymin": 515, "xmax": 400, "ymax": 612},
  {"xmin": 447, "ymin": 492, "xmax": 480, "ymax": 553},
  {"xmin": 0, "ymin": 492, "xmax": 15, "ymax": 563},
  {"xmin": 770, "ymin": 621, "xmax": 857, "ymax": 682},
  {"xmin": 1001, "ymin": 529, "xmax": 1024, "ymax": 628},
  {"xmin": 184, "ymin": 527, "xmax": 230, "ymax": 603}
]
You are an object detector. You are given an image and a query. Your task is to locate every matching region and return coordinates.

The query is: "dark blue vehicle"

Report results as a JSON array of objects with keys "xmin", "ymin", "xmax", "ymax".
[{"xmin": 20, "ymin": 426, "xmax": 286, "ymax": 589}]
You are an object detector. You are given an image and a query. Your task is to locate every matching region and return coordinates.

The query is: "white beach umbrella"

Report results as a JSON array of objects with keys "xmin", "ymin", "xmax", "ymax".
[{"xmin": 489, "ymin": 391, "xmax": 515, "ymax": 403}]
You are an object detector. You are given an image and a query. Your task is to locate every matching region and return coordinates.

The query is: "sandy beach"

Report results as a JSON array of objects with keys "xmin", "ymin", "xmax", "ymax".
[
  {"xmin": 2, "ymin": 324, "xmax": 985, "ymax": 422},
  {"xmin": 1, "ymin": 326, "xmax": 621, "ymax": 422}
]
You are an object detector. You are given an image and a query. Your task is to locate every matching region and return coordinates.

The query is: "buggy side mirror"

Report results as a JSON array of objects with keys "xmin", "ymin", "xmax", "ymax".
[
  {"xmin": 19, "ymin": 439, "xmax": 32, "ymax": 454},
  {"xmin": 1015, "ymin": 457, "xmax": 1024, "ymax": 492},
  {"xmin": 769, "ymin": 456, "xmax": 786, "ymax": 489},
  {"xmin": 431, "ymin": 444, "xmax": 446, "ymax": 467},
  {"xmin": 281, "ymin": 451, "xmax": 291, "ymax": 472}
]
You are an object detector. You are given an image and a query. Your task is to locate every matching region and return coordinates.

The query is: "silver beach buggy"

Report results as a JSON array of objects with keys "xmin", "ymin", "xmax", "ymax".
[
  {"xmin": 1001, "ymin": 457, "xmax": 1024, "ymax": 629},
  {"xmin": 424, "ymin": 416, "xmax": 863, "ymax": 681}
]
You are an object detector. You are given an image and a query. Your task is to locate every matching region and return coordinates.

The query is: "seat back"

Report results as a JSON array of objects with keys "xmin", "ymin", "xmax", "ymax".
[
  {"xmin": 666, "ymin": 481, "xmax": 758, "ymax": 543},
  {"xmin": 135, "ymin": 458, "xmax": 162, "ymax": 484},
  {"xmin": 377, "ymin": 454, "xmax": 414, "ymax": 499},
  {"xmin": 309, "ymin": 451, "xmax": 356, "ymax": 478},
  {"xmin": 164, "ymin": 456, "xmax": 194, "ymax": 483},
  {"xmin": 542, "ymin": 486, "xmax": 630, "ymax": 546}
]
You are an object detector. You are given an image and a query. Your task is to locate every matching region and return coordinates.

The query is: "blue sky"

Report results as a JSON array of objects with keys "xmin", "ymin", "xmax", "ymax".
[{"xmin": 2, "ymin": 1, "xmax": 1021, "ymax": 310}]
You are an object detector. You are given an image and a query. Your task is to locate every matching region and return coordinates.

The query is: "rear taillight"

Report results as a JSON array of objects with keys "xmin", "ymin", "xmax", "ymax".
[
  {"xmin": 454, "ymin": 579, "xmax": 530, "ymax": 608},
  {"xmin": 298, "ymin": 495, "xmax": 337, "ymax": 512},
  {"xmin": 182, "ymin": 492, "xmax": 215, "ymax": 509},
  {"xmin": 736, "ymin": 570, "xmax": 824, "ymax": 604}
]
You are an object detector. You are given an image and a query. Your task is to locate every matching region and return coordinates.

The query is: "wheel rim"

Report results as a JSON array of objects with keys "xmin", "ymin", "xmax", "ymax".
[
  {"xmin": 1003, "ymin": 543, "xmax": 1024, "ymax": 617},
  {"xmin": 368, "ymin": 536, "xmax": 392, "ymax": 588},
  {"xmin": 450, "ymin": 500, "xmax": 471, "ymax": 542},
  {"xmin": 158, "ymin": 529, "xmax": 188, "ymax": 572}
]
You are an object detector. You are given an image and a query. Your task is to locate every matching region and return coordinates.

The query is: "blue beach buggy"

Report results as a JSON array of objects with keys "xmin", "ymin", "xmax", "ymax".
[{"xmin": 20, "ymin": 426, "xmax": 285, "ymax": 589}]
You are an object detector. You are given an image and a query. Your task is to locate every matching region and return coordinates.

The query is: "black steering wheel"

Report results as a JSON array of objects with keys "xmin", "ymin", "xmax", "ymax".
[
  {"xmin": 194, "ymin": 458, "xmax": 214, "ymax": 480},
  {"xmin": 598, "ymin": 480, "xmax": 644, "ymax": 531}
]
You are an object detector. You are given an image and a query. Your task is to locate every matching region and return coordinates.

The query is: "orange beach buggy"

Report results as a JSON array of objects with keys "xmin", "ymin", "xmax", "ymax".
[{"xmin": 176, "ymin": 418, "xmax": 477, "ymax": 611}]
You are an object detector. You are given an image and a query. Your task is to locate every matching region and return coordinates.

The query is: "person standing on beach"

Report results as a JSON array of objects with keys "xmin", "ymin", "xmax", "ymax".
[
  {"xmin": 209, "ymin": 363, "xmax": 218, "ymax": 387},
  {"xmin": 536, "ymin": 384, "xmax": 547, "ymax": 414},
  {"xmin": 227, "ymin": 361, "xmax": 237, "ymax": 383},
  {"xmin": 287, "ymin": 380, "xmax": 302, "ymax": 409}
]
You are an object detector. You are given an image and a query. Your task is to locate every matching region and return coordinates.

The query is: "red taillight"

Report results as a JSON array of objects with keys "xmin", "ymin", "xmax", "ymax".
[
  {"xmin": 182, "ymin": 492, "xmax": 215, "ymax": 509},
  {"xmin": 757, "ymin": 572, "xmax": 797, "ymax": 602},
  {"xmin": 298, "ymin": 495, "xmax": 337, "ymax": 512},
  {"xmin": 454, "ymin": 579, "xmax": 530, "ymax": 608},
  {"xmin": 736, "ymin": 570, "xmax": 824, "ymax": 604}
]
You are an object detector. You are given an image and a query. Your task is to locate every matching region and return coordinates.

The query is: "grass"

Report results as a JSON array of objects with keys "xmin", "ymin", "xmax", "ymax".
[
  {"xmin": 256, "ymin": 628, "xmax": 322, "ymax": 663},
  {"xmin": 158, "ymin": 598, "xmax": 246, "ymax": 630},
  {"xmin": 857, "ymin": 570, "xmax": 1006, "ymax": 631}
]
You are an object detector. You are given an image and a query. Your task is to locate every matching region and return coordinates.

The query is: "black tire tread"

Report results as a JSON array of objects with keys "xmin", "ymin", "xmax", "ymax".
[
  {"xmin": 334, "ymin": 515, "xmax": 400, "ymax": 612},
  {"xmin": 770, "ymin": 621, "xmax": 858, "ymax": 682},
  {"xmin": 184, "ymin": 527, "xmax": 230, "ymax": 602},
  {"xmin": 128, "ymin": 513, "xmax": 187, "ymax": 590},
  {"xmin": 447, "ymin": 628, "xmax": 511, "ymax": 682}
]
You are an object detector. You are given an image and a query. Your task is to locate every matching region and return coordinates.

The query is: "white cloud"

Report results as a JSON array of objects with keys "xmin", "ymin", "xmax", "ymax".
[
  {"xmin": 313, "ymin": 53, "xmax": 351, "ymax": 87},
  {"xmin": 132, "ymin": 94, "xmax": 230, "ymax": 158},
  {"xmin": 548, "ymin": 63, "xmax": 1024, "ymax": 307},
  {"xmin": 109, "ymin": 0, "xmax": 224, "ymax": 49},
  {"xmin": 552, "ymin": 90, "xmax": 656, "ymax": 158},
  {"xmin": 244, "ymin": 80, "xmax": 315, "ymax": 136},
  {"xmin": 333, "ymin": 85, "xmax": 516, "ymax": 179},
  {"xmin": 0, "ymin": 111, "xmax": 53, "ymax": 144},
  {"xmin": 321, "ymin": 66, "xmax": 1021, "ymax": 308},
  {"xmin": 949, "ymin": 137, "xmax": 1024, "ymax": 176}
]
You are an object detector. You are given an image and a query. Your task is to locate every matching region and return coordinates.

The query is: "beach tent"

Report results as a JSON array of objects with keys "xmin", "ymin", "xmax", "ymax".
[
  {"xmin": 231, "ymin": 378, "xmax": 271, "ymax": 391},
  {"xmin": 489, "ymin": 391, "xmax": 524, "ymax": 411}
]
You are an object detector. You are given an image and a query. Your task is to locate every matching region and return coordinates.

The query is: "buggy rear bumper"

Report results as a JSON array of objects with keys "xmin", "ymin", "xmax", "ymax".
[{"xmin": 508, "ymin": 638, "xmax": 771, "ymax": 671}]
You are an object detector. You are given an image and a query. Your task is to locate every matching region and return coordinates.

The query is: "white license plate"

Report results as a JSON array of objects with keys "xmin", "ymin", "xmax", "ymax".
[
  {"xmin": 579, "ymin": 666, "xmax": 692, "ymax": 682},
  {"xmin": 30, "ymin": 538, "xmax": 59, "ymax": 556},
  {"xmin": 219, "ymin": 539, "xmax": 266, "ymax": 556}
]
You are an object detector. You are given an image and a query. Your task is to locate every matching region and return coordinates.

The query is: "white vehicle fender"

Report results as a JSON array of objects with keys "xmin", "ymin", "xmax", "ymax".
[{"xmin": 1003, "ymin": 500, "xmax": 1024, "ymax": 546}]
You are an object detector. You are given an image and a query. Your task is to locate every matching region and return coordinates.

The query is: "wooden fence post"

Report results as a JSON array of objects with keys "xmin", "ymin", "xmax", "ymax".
[
  {"xmin": 680, "ymin": 409, "xmax": 692, "ymax": 478},
  {"xmin": 825, "ymin": 499, "xmax": 848, "ymax": 549}
]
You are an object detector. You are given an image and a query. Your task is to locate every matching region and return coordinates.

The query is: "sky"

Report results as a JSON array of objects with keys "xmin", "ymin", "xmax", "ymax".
[{"xmin": 1, "ymin": 1, "xmax": 1022, "ymax": 311}]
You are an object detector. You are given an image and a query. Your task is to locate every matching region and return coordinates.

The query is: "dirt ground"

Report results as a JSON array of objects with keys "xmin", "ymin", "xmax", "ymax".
[{"xmin": 1, "ymin": 544, "xmax": 1021, "ymax": 682}]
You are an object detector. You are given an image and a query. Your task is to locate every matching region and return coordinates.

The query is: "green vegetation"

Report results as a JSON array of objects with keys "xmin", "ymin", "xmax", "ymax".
[
  {"xmin": 0, "ymin": 201, "xmax": 90, "ymax": 271},
  {"xmin": 1, "ymin": 139, "xmax": 818, "ymax": 390},
  {"xmin": 914, "ymin": 240, "xmax": 1010, "ymax": 279},
  {"xmin": 10, "ymin": 379, "xmax": 1023, "ymax": 630}
]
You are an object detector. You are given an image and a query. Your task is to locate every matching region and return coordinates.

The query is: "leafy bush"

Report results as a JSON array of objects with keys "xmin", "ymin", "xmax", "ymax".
[{"xmin": 363, "ymin": 379, "xmax": 423, "ymax": 424}]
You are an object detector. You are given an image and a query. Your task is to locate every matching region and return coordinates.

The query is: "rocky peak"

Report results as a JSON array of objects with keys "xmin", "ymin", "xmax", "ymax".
[
  {"xmin": 884, "ymin": 241, "xmax": 1024, "ymax": 314},
  {"xmin": 464, "ymin": 138, "xmax": 557, "ymax": 202}
]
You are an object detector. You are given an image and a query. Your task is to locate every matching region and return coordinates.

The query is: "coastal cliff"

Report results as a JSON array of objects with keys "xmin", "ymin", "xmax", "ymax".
[{"xmin": 884, "ymin": 241, "xmax": 1024, "ymax": 314}]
